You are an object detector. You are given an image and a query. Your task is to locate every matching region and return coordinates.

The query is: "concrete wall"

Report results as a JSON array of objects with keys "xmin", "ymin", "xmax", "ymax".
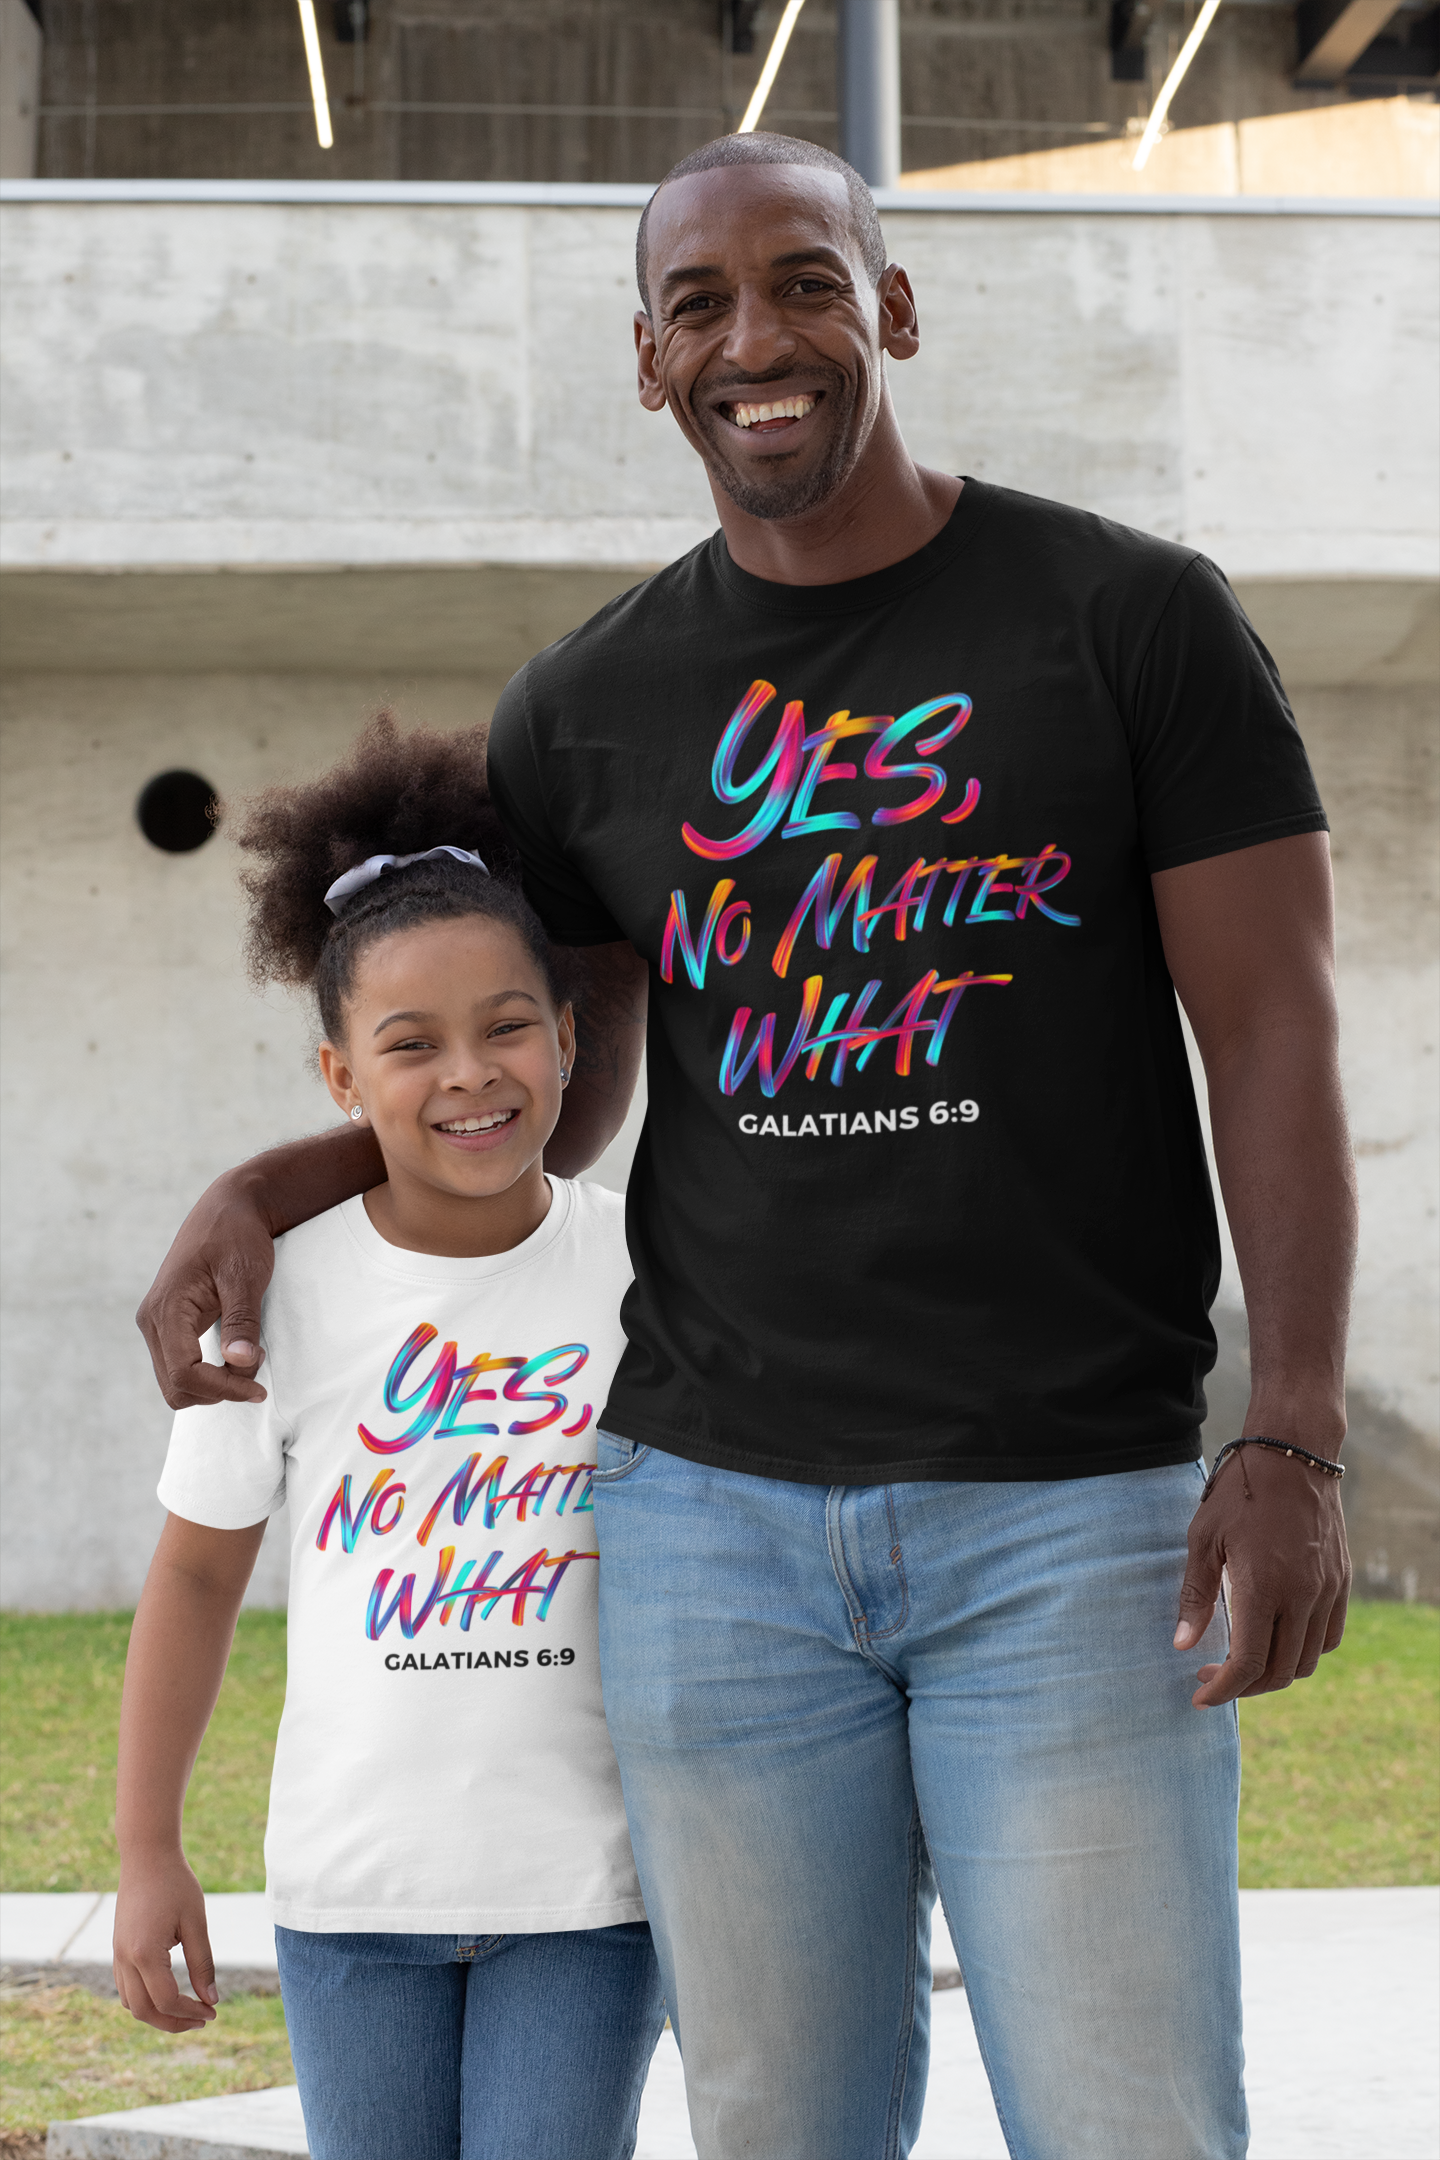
[
  {"xmin": 3, "ymin": 193, "xmax": 1436, "ymax": 578},
  {"xmin": 2, "ymin": 193, "xmax": 1436, "ymax": 1607},
  {"xmin": 0, "ymin": 660, "xmax": 650, "ymax": 1611},
  {"xmin": 1200, "ymin": 674, "xmax": 1440, "ymax": 1604}
]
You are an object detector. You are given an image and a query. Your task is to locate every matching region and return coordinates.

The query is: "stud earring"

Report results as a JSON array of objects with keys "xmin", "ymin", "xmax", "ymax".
[
  {"xmin": 559, "ymin": 1067, "xmax": 569, "ymax": 1086},
  {"xmin": 350, "ymin": 1105, "xmax": 363, "ymax": 1121}
]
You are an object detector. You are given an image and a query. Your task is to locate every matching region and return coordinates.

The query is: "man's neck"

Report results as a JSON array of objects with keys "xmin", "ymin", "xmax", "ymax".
[{"xmin": 708, "ymin": 420, "xmax": 964, "ymax": 588}]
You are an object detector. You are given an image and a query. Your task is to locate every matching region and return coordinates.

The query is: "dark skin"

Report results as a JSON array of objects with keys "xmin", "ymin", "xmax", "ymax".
[
  {"xmin": 1154, "ymin": 832, "xmax": 1353, "ymax": 1702},
  {"xmin": 137, "ymin": 159, "xmax": 1354, "ymax": 1707},
  {"xmin": 636, "ymin": 163, "xmax": 962, "ymax": 583}
]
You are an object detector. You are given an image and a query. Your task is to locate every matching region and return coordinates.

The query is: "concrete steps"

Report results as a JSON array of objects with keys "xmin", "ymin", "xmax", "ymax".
[
  {"xmin": 0, "ymin": 1892, "xmax": 280, "ymax": 2000},
  {"xmin": 47, "ymin": 2086, "xmax": 307, "ymax": 2159}
]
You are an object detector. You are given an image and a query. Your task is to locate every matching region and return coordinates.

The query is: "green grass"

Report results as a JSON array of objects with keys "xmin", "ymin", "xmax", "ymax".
[
  {"xmin": 0, "ymin": 1611, "xmax": 284, "ymax": 1893},
  {"xmin": 1, "ymin": 1600, "xmax": 1434, "ymax": 1899},
  {"xmin": 0, "ymin": 1603, "xmax": 1432, "ymax": 2143},
  {"xmin": 1237, "ymin": 1598, "xmax": 1439, "ymax": 1888},
  {"xmin": 0, "ymin": 1985, "xmax": 294, "ymax": 2144}
]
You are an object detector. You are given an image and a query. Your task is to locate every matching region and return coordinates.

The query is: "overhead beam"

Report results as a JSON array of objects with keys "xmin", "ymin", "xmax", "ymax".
[
  {"xmin": 1344, "ymin": 1, "xmax": 1440, "ymax": 82},
  {"xmin": 1110, "ymin": 0, "xmax": 1153, "ymax": 81},
  {"xmin": 1295, "ymin": 0, "xmax": 1403, "ymax": 82}
]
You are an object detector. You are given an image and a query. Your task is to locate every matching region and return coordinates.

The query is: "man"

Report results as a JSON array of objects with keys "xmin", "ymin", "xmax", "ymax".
[{"xmin": 141, "ymin": 136, "xmax": 1353, "ymax": 2158}]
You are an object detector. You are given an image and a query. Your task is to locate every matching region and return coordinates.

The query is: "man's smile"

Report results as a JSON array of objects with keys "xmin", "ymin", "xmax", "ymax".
[{"xmin": 722, "ymin": 393, "xmax": 820, "ymax": 433}]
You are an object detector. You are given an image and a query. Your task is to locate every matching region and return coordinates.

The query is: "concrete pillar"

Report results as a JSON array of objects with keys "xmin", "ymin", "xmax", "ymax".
[{"xmin": 837, "ymin": 0, "xmax": 900, "ymax": 188}]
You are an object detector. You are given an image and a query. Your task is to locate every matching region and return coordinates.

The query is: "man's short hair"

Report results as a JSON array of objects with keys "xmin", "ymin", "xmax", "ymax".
[{"xmin": 635, "ymin": 132, "xmax": 888, "ymax": 317}]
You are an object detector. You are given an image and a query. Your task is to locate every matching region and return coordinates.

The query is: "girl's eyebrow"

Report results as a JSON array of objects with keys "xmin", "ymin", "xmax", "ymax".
[
  {"xmin": 373, "ymin": 1010, "xmax": 431, "ymax": 1035},
  {"xmin": 371, "ymin": 991, "xmax": 540, "ymax": 1037}
]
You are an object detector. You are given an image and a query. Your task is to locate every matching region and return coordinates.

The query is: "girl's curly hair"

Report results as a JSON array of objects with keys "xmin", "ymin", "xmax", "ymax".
[{"xmin": 233, "ymin": 712, "xmax": 572, "ymax": 1042}]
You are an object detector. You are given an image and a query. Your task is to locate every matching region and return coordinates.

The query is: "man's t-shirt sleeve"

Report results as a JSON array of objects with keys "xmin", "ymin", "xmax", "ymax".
[
  {"xmin": 156, "ymin": 1329, "xmax": 289, "ymax": 1530},
  {"xmin": 1126, "ymin": 554, "xmax": 1328, "ymax": 873},
  {"xmin": 487, "ymin": 669, "xmax": 626, "ymax": 947}
]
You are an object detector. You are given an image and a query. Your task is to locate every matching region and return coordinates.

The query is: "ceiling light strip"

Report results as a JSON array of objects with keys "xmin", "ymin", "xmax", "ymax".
[
  {"xmin": 1133, "ymin": 0, "xmax": 1224, "ymax": 171},
  {"xmin": 296, "ymin": 0, "xmax": 335, "ymax": 150},
  {"xmin": 738, "ymin": 0, "xmax": 810, "ymax": 135}
]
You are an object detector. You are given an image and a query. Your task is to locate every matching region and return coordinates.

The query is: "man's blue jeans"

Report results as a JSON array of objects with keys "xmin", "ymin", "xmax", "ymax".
[
  {"xmin": 593, "ymin": 1440, "xmax": 1246, "ymax": 2160},
  {"xmin": 273, "ymin": 1921, "xmax": 665, "ymax": 2159}
]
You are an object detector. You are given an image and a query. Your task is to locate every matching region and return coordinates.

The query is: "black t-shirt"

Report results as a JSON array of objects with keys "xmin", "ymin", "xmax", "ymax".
[{"xmin": 487, "ymin": 481, "xmax": 1327, "ymax": 1484}]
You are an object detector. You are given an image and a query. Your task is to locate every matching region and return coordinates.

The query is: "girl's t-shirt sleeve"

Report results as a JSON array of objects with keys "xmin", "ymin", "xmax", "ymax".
[{"xmin": 156, "ymin": 1329, "xmax": 290, "ymax": 1530}]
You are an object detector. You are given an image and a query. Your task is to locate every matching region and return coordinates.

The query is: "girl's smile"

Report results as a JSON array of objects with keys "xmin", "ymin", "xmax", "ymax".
[{"xmin": 432, "ymin": 1106, "xmax": 522, "ymax": 1150}]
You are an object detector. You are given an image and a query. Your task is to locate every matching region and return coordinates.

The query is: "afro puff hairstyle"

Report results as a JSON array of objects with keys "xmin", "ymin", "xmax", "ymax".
[{"xmin": 233, "ymin": 712, "xmax": 574, "ymax": 1044}]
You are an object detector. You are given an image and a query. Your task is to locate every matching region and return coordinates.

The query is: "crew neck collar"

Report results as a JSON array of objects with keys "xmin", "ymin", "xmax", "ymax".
[
  {"xmin": 335, "ymin": 1177, "xmax": 575, "ymax": 1281},
  {"xmin": 708, "ymin": 478, "xmax": 991, "ymax": 619}
]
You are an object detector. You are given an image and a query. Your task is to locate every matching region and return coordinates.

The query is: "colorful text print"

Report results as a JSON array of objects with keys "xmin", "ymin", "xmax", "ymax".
[
  {"xmin": 357, "ymin": 1329, "xmax": 592, "ymax": 1456},
  {"xmin": 667, "ymin": 682, "xmax": 1081, "ymax": 1097},
  {"xmin": 310, "ymin": 1327, "xmax": 601, "ymax": 1640}
]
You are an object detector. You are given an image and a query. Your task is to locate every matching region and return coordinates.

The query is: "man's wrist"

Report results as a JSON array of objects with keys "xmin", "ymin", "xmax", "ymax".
[
  {"xmin": 217, "ymin": 1123, "xmax": 381, "ymax": 1241},
  {"xmin": 1241, "ymin": 1391, "xmax": 1345, "ymax": 1458},
  {"xmin": 220, "ymin": 1161, "xmax": 283, "ymax": 1239}
]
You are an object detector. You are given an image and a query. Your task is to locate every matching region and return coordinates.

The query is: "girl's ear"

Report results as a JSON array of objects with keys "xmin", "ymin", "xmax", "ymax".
[
  {"xmin": 318, "ymin": 1041, "xmax": 363, "ymax": 1121},
  {"xmin": 556, "ymin": 1001, "xmax": 577, "ymax": 1082}
]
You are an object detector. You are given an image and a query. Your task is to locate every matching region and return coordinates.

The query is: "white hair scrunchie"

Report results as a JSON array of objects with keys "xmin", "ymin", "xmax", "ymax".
[{"xmin": 323, "ymin": 846, "xmax": 490, "ymax": 917}]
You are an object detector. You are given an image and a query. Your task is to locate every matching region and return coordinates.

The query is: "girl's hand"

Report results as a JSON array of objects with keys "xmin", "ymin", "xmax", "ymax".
[{"xmin": 114, "ymin": 1855, "xmax": 219, "ymax": 2033}]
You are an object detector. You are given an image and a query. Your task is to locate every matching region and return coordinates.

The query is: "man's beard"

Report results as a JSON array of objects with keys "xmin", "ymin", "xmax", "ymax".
[{"xmin": 689, "ymin": 366, "xmax": 858, "ymax": 522}]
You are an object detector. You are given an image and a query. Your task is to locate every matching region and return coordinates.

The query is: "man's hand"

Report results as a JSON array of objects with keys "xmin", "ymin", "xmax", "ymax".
[
  {"xmin": 1175, "ymin": 1444, "xmax": 1351, "ymax": 1707},
  {"xmin": 114, "ymin": 1853, "xmax": 218, "ymax": 2034},
  {"xmin": 137, "ymin": 1173, "xmax": 276, "ymax": 1409},
  {"xmin": 137, "ymin": 1123, "xmax": 384, "ymax": 1410}
]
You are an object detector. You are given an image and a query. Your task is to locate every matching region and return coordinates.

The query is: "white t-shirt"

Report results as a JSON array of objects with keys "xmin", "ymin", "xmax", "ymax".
[{"xmin": 158, "ymin": 1180, "xmax": 644, "ymax": 1936}]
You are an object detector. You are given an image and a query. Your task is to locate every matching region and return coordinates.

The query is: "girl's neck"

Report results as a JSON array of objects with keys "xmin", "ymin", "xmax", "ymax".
[{"xmin": 362, "ymin": 1161, "xmax": 554, "ymax": 1258}]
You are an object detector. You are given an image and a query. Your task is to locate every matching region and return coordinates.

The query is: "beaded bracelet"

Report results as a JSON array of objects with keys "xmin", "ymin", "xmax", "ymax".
[{"xmin": 1200, "ymin": 1435, "xmax": 1345, "ymax": 1505}]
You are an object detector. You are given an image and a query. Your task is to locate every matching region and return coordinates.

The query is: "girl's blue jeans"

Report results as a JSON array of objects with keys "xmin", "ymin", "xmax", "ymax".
[
  {"xmin": 273, "ymin": 1919, "xmax": 665, "ymax": 2160},
  {"xmin": 592, "ymin": 1440, "xmax": 1247, "ymax": 2160}
]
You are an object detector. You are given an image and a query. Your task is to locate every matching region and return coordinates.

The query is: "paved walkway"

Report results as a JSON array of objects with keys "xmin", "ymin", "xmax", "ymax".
[{"xmin": 6, "ymin": 1888, "xmax": 1437, "ymax": 2157}]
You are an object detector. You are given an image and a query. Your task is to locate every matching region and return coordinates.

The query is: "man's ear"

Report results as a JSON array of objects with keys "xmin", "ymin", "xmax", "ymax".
[
  {"xmin": 877, "ymin": 265, "xmax": 921, "ymax": 364},
  {"xmin": 318, "ymin": 1042, "xmax": 362, "ymax": 1120},
  {"xmin": 635, "ymin": 310, "xmax": 668, "ymax": 412}
]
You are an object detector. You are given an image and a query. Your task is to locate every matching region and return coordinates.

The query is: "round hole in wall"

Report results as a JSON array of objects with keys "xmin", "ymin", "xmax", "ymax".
[{"xmin": 136, "ymin": 769, "xmax": 219, "ymax": 853}]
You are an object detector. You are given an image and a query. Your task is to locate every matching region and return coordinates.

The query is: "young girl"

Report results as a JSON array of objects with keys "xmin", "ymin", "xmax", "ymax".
[{"xmin": 113, "ymin": 716, "xmax": 666, "ymax": 2160}]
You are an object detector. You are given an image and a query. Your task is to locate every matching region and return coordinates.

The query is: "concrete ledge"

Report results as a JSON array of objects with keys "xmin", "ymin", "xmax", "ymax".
[
  {"xmin": 3, "ymin": 179, "xmax": 1437, "ymax": 217},
  {"xmin": 0, "ymin": 518, "xmax": 716, "ymax": 577},
  {"xmin": 3, "ymin": 567, "xmax": 1433, "ymax": 691},
  {"xmin": 4, "ymin": 195, "xmax": 1432, "ymax": 590},
  {"xmin": 0, "ymin": 1895, "xmax": 280, "ymax": 2000},
  {"xmin": 47, "ymin": 2086, "xmax": 307, "ymax": 2160},
  {"xmin": 2, "ymin": 1965, "xmax": 281, "ymax": 2001}
]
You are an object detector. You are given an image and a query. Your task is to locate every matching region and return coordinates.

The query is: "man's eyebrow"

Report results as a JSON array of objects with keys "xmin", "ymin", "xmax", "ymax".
[
  {"xmin": 660, "ymin": 246, "xmax": 851, "ymax": 298},
  {"xmin": 769, "ymin": 247, "xmax": 851, "ymax": 273},
  {"xmin": 372, "ymin": 991, "xmax": 540, "ymax": 1036},
  {"xmin": 660, "ymin": 261, "xmax": 724, "ymax": 295}
]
